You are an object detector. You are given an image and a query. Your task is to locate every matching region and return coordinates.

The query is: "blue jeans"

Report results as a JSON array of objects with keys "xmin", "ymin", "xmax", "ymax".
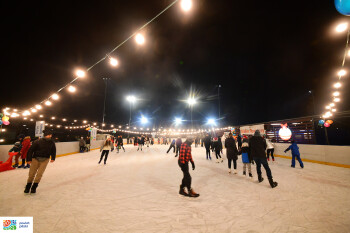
[
  {"xmin": 292, "ymin": 154, "xmax": 304, "ymax": 168},
  {"xmin": 253, "ymin": 157, "xmax": 273, "ymax": 180}
]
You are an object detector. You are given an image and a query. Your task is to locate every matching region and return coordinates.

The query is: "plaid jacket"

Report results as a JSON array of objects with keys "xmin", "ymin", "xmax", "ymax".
[{"xmin": 179, "ymin": 143, "xmax": 194, "ymax": 164}]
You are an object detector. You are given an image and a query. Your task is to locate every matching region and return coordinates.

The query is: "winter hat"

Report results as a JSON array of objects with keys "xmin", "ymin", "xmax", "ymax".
[{"xmin": 254, "ymin": 130, "xmax": 261, "ymax": 137}]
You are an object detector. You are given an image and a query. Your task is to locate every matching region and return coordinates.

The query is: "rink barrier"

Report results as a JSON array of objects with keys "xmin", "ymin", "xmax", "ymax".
[{"xmin": 274, "ymin": 154, "xmax": 350, "ymax": 169}]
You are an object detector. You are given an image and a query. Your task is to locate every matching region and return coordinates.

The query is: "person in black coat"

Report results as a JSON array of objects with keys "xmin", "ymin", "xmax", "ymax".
[
  {"xmin": 211, "ymin": 137, "xmax": 223, "ymax": 163},
  {"xmin": 225, "ymin": 133, "xmax": 238, "ymax": 174},
  {"xmin": 203, "ymin": 134, "xmax": 212, "ymax": 160},
  {"xmin": 249, "ymin": 130, "xmax": 278, "ymax": 188}
]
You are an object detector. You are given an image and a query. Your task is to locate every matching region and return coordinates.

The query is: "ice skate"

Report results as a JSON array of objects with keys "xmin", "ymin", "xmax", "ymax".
[
  {"xmin": 216, "ymin": 159, "xmax": 219, "ymax": 163},
  {"xmin": 228, "ymin": 168, "xmax": 231, "ymax": 174},
  {"xmin": 24, "ymin": 183, "xmax": 32, "ymax": 194},
  {"xmin": 268, "ymin": 178, "xmax": 278, "ymax": 188},
  {"xmin": 258, "ymin": 176, "xmax": 264, "ymax": 183},
  {"xmin": 18, "ymin": 164, "xmax": 24, "ymax": 168},
  {"xmin": 221, "ymin": 158, "xmax": 223, "ymax": 163},
  {"xmin": 249, "ymin": 173, "xmax": 253, "ymax": 178},
  {"xmin": 179, "ymin": 186, "xmax": 188, "ymax": 196},
  {"xmin": 188, "ymin": 188, "xmax": 200, "ymax": 198},
  {"xmin": 30, "ymin": 183, "xmax": 38, "ymax": 194},
  {"xmin": 233, "ymin": 169, "xmax": 237, "ymax": 174},
  {"xmin": 243, "ymin": 171, "xmax": 246, "ymax": 176}
]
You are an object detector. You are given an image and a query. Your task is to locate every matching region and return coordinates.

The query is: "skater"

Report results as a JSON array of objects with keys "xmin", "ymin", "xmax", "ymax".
[
  {"xmin": 116, "ymin": 135, "xmax": 125, "ymax": 153},
  {"xmin": 266, "ymin": 138, "xmax": 275, "ymax": 161},
  {"xmin": 145, "ymin": 136, "xmax": 150, "ymax": 147},
  {"xmin": 10, "ymin": 141, "xmax": 22, "ymax": 168},
  {"xmin": 19, "ymin": 136, "xmax": 31, "ymax": 168},
  {"xmin": 79, "ymin": 137, "xmax": 86, "ymax": 153},
  {"xmin": 86, "ymin": 136, "xmax": 91, "ymax": 152},
  {"xmin": 167, "ymin": 139, "xmax": 176, "ymax": 153},
  {"xmin": 284, "ymin": 140, "xmax": 304, "ymax": 168},
  {"xmin": 24, "ymin": 130, "xmax": 56, "ymax": 194},
  {"xmin": 212, "ymin": 137, "xmax": 223, "ymax": 163},
  {"xmin": 241, "ymin": 138, "xmax": 253, "ymax": 178},
  {"xmin": 203, "ymin": 133, "xmax": 212, "ymax": 160},
  {"xmin": 225, "ymin": 133, "xmax": 238, "ymax": 174},
  {"xmin": 98, "ymin": 137, "xmax": 114, "ymax": 164},
  {"xmin": 178, "ymin": 137, "xmax": 200, "ymax": 197},
  {"xmin": 175, "ymin": 137, "xmax": 182, "ymax": 157},
  {"xmin": 237, "ymin": 134, "xmax": 242, "ymax": 150},
  {"xmin": 137, "ymin": 136, "xmax": 144, "ymax": 151},
  {"xmin": 249, "ymin": 130, "xmax": 278, "ymax": 188}
]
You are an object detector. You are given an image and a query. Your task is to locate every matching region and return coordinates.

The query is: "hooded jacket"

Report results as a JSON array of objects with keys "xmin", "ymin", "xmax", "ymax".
[
  {"xmin": 285, "ymin": 143, "xmax": 300, "ymax": 156},
  {"xmin": 249, "ymin": 136, "xmax": 267, "ymax": 159}
]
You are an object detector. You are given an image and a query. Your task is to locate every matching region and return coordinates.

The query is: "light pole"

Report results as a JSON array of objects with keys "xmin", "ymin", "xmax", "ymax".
[
  {"xmin": 102, "ymin": 78, "xmax": 110, "ymax": 129},
  {"xmin": 217, "ymin": 84, "xmax": 221, "ymax": 126},
  {"xmin": 126, "ymin": 96, "xmax": 136, "ymax": 141},
  {"xmin": 187, "ymin": 97, "xmax": 196, "ymax": 128}
]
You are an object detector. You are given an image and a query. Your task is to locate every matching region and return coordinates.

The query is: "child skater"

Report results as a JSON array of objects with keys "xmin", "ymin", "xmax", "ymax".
[
  {"xmin": 284, "ymin": 140, "xmax": 304, "ymax": 168},
  {"xmin": 241, "ymin": 138, "xmax": 253, "ymax": 178}
]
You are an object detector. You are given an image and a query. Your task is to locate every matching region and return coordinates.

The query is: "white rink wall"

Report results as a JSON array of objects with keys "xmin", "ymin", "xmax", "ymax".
[
  {"xmin": 273, "ymin": 143, "xmax": 350, "ymax": 166},
  {"xmin": 0, "ymin": 140, "xmax": 104, "ymax": 163}
]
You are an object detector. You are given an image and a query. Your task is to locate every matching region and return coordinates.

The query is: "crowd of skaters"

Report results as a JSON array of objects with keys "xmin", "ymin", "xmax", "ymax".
[{"xmin": 3, "ymin": 128, "xmax": 304, "ymax": 195}]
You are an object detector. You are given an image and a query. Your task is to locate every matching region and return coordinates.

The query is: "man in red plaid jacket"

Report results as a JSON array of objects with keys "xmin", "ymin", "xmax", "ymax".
[{"xmin": 178, "ymin": 137, "xmax": 200, "ymax": 197}]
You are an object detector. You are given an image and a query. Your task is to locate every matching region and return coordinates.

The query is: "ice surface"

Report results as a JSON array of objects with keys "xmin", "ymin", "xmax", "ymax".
[{"xmin": 1, "ymin": 145, "xmax": 350, "ymax": 233}]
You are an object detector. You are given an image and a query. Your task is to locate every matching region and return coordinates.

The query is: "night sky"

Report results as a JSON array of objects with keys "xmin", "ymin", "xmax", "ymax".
[{"xmin": 1, "ymin": 0, "xmax": 349, "ymax": 128}]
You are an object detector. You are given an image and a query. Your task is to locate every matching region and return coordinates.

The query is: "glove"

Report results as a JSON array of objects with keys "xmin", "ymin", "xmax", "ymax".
[
  {"xmin": 191, "ymin": 162, "xmax": 195, "ymax": 170},
  {"xmin": 284, "ymin": 150, "xmax": 287, "ymax": 153}
]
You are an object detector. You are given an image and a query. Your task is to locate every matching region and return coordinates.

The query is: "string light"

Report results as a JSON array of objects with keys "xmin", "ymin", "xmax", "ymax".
[
  {"xmin": 330, "ymin": 103, "xmax": 335, "ymax": 107},
  {"xmin": 334, "ymin": 82, "xmax": 342, "ymax": 88},
  {"xmin": 68, "ymin": 85, "xmax": 76, "ymax": 93},
  {"xmin": 35, "ymin": 105, "xmax": 42, "ymax": 110},
  {"xmin": 31, "ymin": 109, "xmax": 37, "ymax": 113},
  {"xmin": 51, "ymin": 94, "xmax": 59, "ymax": 100},
  {"xmin": 76, "ymin": 69, "xmax": 86, "ymax": 78},
  {"xmin": 181, "ymin": 0, "xmax": 192, "ymax": 11},
  {"xmin": 335, "ymin": 22, "xmax": 348, "ymax": 33},
  {"xmin": 135, "ymin": 33, "xmax": 145, "ymax": 45},
  {"xmin": 45, "ymin": 100, "xmax": 52, "ymax": 106},
  {"xmin": 109, "ymin": 57, "xmax": 119, "ymax": 67},
  {"xmin": 338, "ymin": 69, "xmax": 346, "ymax": 76},
  {"xmin": 333, "ymin": 91, "xmax": 340, "ymax": 97},
  {"xmin": 334, "ymin": 98, "xmax": 341, "ymax": 102}
]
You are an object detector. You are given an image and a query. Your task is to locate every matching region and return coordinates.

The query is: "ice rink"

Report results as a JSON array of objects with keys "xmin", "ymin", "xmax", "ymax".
[{"xmin": 1, "ymin": 144, "xmax": 350, "ymax": 233}]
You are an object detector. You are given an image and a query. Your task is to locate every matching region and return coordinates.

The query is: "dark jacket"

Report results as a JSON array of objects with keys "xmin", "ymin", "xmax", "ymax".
[
  {"xmin": 117, "ymin": 137, "xmax": 123, "ymax": 145},
  {"xmin": 203, "ymin": 136, "xmax": 211, "ymax": 147},
  {"xmin": 248, "ymin": 136, "xmax": 267, "ymax": 159},
  {"xmin": 237, "ymin": 135, "xmax": 242, "ymax": 148},
  {"xmin": 9, "ymin": 142, "xmax": 22, "ymax": 153},
  {"xmin": 211, "ymin": 138, "xmax": 221, "ymax": 151},
  {"xmin": 225, "ymin": 137, "xmax": 238, "ymax": 160},
  {"xmin": 27, "ymin": 137, "xmax": 56, "ymax": 161},
  {"xmin": 175, "ymin": 138, "xmax": 182, "ymax": 147}
]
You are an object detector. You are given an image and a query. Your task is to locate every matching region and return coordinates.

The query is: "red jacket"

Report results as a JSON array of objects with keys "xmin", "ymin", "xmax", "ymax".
[{"xmin": 20, "ymin": 137, "xmax": 31, "ymax": 159}]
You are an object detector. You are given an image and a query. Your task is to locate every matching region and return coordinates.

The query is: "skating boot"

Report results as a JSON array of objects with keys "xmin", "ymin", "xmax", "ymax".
[
  {"xmin": 209, "ymin": 156, "xmax": 212, "ymax": 160},
  {"xmin": 233, "ymin": 169, "xmax": 237, "ymax": 174},
  {"xmin": 221, "ymin": 158, "xmax": 224, "ymax": 163},
  {"xmin": 258, "ymin": 175, "xmax": 264, "ymax": 183},
  {"xmin": 30, "ymin": 183, "xmax": 38, "ymax": 194},
  {"xmin": 24, "ymin": 183, "xmax": 32, "ymax": 194},
  {"xmin": 272, "ymin": 158, "xmax": 275, "ymax": 162},
  {"xmin": 188, "ymin": 188, "xmax": 200, "ymax": 198},
  {"xmin": 267, "ymin": 158, "xmax": 270, "ymax": 161},
  {"xmin": 268, "ymin": 178, "xmax": 278, "ymax": 188},
  {"xmin": 24, "ymin": 164, "xmax": 30, "ymax": 169},
  {"xmin": 179, "ymin": 186, "xmax": 188, "ymax": 196},
  {"xmin": 228, "ymin": 169, "xmax": 231, "ymax": 174},
  {"xmin": 12, "ymin": 163, "xmax": 18, "ymax": 168},
  {"xmin": 249, "ymin": 173, "xmax": 253, "ymax": 178},
  {"xmin": 243, "ymin": 171, "xmax": 246, "ymax": 176},
  {"xmin": 216, "ymin": 159, "xmax": 219, "ymax": 163},
  {"xmin": 291, "ymin": 165, "xmax": 295, "ymax": 168},
  {"xmin": 18, "ymin": 164, "xmax": 25, "ymax": 168}
]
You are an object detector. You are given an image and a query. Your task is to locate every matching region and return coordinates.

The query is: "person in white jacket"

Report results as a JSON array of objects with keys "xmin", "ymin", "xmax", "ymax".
[
  {"xmin": 266, "ymin": 138, "xmax": 275, "ymax": 161},
  {"xmin": 98, "ymin": 137, "xmax": 114, "ymax": 165}
]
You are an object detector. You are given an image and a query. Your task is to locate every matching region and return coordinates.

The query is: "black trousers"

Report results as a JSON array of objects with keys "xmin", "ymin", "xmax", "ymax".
[
  {"xmin": 175, "ymin": 146, "xmax": 180, "ymax": 156},
  {"xmin": 266, "ymin": 149, "xmax": 274, "ymax": 159},
  {"xmin": 80, "ymin": 146, "xmax": 85, "ymax": 152},
  {"xmin": 117, "ymin": 144, "xmax": 125, "ymax": 152},
  {"xmin": 228, "ymin": 158, "xmax": 237, "ymax": 169},
  {"xmin": 99, "ymin": 150, "xmax": 110, "ymax": 164},
  {"xmin": 254, "ymin": 157, "xmax": 273, "ymax": 180},
  {"xmin": 178, "ymin": 161, "xmax": 191, "ymax": 191},
  {"xmin": 167, "ymin": 144, "xmax": 175, "ymax": 153},
  {"xmin": 205, "ymin": 146, "xmax": 211, "ymax": 159},
  {"xmin": 215, "ymin": 150, "xmax": 222, "ymax": 159}
]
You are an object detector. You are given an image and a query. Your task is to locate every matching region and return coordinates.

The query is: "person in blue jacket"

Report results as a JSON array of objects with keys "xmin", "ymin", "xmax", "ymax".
[{"xmin": 284, "ymin": 140, "xmax": 304, "ymax": 168}]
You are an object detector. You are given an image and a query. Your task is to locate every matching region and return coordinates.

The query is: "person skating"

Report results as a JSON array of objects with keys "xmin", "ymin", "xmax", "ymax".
[
  {"xmin": 266, "ymin": 138, "xmax": 275, "ymax": 161},
  {"xmin": 98, "ymin": 137, "xmax": 114, "ymax": 165},
  {"xmin": 178, "ymin": 137, "xmax": 200, "ymax": 198},
  {"xmin": 284, "ymin": 140, "xmax": 304, "ymax": 168},
  {"xmin": 249, "ymin": 130, "xmax": 278, "ymax": 188},
  {"xmin": 175, "ymin": 137, "xmax": 182, "ymax": 157},
  {"xmin": 225, "ymin": 133, "xmax": 238, "ymax": 174},
  {"xmin": 167, "ymin": 139, "xmax": 176, "ymax": 154},
  {"xmin": 11, "ymin": 141, "xmax": 22, "ymax": 168},
  {"xmin": 203, "ymin": 133, "xmax": 212, "ymax": 160},
  {"xmin": 79, "ymin": 137, "xmax": 86, "ymax": 153},
  {"xmin": 212, "ymin": 137, "xmax": 223, "ymax": 163},
  {"xmin": 19, "ymin": 136, "xmax": 31, "ymax": 168},
  {"xmin": 116, "ymin": 135, "xmax": 125, "ymax": 153},
  {"xmin": 237, "ymin": 134, "xmax": 242, "ymax": 150},
  {"xmin": 24, "ymin": 130, "xmax": 56, "ymax": 194},
  {"xmin": 86, "ymin": 136, "xmax": 91, "ymax": 152},
  {"xmin": 241, "ymin": 138, "xmax": 253, "ymax": 178}
]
